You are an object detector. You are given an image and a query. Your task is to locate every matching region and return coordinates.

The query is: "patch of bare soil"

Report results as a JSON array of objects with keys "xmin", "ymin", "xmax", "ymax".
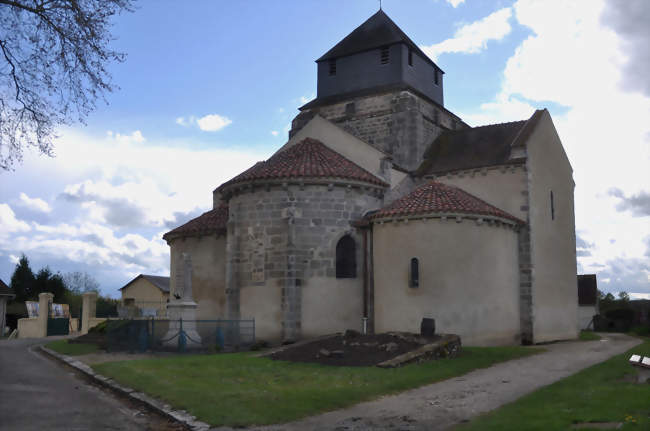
[{"xmin": 270, "ymin": 331, "xmax": 441, "ymax": 366}]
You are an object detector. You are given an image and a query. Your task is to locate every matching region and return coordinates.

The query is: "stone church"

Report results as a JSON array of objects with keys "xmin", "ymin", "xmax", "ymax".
[{"xmin": 163, "ymin": 10, "xmax": 578, "ymax": 346}]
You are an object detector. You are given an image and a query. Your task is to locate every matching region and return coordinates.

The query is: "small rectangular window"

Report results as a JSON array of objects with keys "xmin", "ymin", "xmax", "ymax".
[
  {"xmin": 550, "ymin": 190, "xmax": 555, "ymax": 220},
  {"xmin": 380, "ymin": 46, "xmax": 389, "ymax": 64},
  {"xmin": 328, "ymin": 59, "xmax": 336, "ymax": 76},
  {"xmin": 434, "ymin": 69, "xmax": 440, "ymax": 86},
  {"xmin": 409, "ymin": 257, "xmax": 419, "ymax": 288},
  {"xmin": 408, "ymin": 49, "xmax": 413, "ymax": 66}
]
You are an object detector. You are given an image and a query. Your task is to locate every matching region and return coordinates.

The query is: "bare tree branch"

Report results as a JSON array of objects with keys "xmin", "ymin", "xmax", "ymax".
[{"xmin": 0, "ymin": 0, "xmax": 135, "ymax": 170}]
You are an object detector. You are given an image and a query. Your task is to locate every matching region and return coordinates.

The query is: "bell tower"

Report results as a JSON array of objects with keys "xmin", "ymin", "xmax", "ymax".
[{"xmin": 291, "ymin": 10, "xmax": 466, "ymax": 171}]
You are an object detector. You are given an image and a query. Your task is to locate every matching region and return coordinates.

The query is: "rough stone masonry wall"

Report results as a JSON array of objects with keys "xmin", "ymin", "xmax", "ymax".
[
  {"xmin": 292, "ymin": 90, "xmax": 466, "ymax": 171},
  {"xmin": 225, "ymin": 182, "xmax": 384, "ymax": 341}
]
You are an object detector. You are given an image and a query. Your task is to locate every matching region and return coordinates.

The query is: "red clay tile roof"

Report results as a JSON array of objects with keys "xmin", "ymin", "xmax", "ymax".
[
  {"xmin": 163, "ymin": 204, "xmax": 228, "ymax": 242},
  {"xmin": 369, "ymin": 181, "xmax": 524, "ymax": 223},
  {"xmin": 219, "ymin": 138, "xmax": 388, "ymax": 189}
]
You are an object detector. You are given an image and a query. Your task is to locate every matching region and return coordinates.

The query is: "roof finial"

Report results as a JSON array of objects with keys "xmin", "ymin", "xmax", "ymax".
[{"xmin": 379, "ymin": 0, "xmax": 382, "ymax": 10}]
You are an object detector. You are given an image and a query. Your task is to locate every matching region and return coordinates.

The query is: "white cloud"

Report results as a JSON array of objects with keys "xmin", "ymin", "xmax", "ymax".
[
  {"xmin": 0, "ymin": 127, "xmax": 267, "ymax": 295},
  {"xmin": 446, "ymin": 0, "xmax": 465, "ymax": 7},
  {"xmin": 18, "ymin": 192, "xmax": 52, "ymax": 213},
  {"xmin": 196, "ymin": 114, "xmax": 232, "ymax": 132},
  {"xmin": 175, "ymin": 114, "xmax": 232, "ymax": 132},
  {"xmin": 107, "ymin": 130, "xmax": 146, "ymax": 144},
  {"xmin": 456, "ymin": 0, "xmax": 650, "ymax": 293},
  {"xmin": 421, "ymin": 7, "xmax": 513, "ymax": 60},
  {"xmin": 0, "ymin": 204, "xmax": 30, "ymax": 234},
  {"xmin": 270, "ymin": 130, "xmax": 279, "ymax": 137}
]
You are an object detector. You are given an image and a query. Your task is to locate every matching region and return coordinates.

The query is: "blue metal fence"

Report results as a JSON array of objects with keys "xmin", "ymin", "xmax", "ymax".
[{"xmin": 105, "ymin": 318, "xmax": 255, "ymax": 353}]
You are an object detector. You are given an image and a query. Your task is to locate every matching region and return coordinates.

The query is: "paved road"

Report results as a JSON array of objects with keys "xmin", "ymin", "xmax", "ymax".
[
  {"xmin": 0, "ymin": 337, "xmax": 182, "ymax": 431},
  {"xmin": 233, "ymin": 333, "xmax": 640, "ymax": 431}
]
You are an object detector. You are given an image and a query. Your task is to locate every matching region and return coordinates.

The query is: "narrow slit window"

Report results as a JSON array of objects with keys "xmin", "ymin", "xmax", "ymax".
[
  {"xmin": 550, "ymin": 190, "xmax": 555, "ymax": 220},
  {"xmin": 409, "ymin": 258, "xmax": 419, "ymax": 288},
  {"xmin": 434, "ymin": 69, "xmax": 440, "ymax": 86},
  {"xmin": 380, "ymin": 46, "xmax": 390, "ymax": 64},
  {"xmin": 328, "ymin": 59, "xmax": 337, "ymax": 76},
  {"xmin": 336, "ymin": 235, "xmax": 356, "ymax": 278},
  {"xmin": 408, "ymin": 49, "xmax": 413, "ymax": 66}
]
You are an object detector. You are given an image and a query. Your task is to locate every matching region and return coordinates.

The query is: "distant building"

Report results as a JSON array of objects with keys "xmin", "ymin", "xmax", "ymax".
[
  {"xmin": 119, "ymin": 274, "xmax": 169, "ymax": 317},
  {"xmin": 577, "ymin": 274, "xmax": 599, "ymax": 330},
  {"xmin": 163, "ymin": 10, "xmax": 578, "ymax": 345},
  {"xmin": 0, "ymin": 279, "xmax": 15, "ymax": 336}
]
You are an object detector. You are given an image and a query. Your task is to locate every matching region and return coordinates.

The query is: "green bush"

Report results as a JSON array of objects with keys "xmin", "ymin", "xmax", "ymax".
[
  {"xmin": 89, "ymin": 320, "xmax": 108, "ymax": 334},
  {"xmin": 630, "ymin": 325, "xmax": 650, "ymax": 337}
]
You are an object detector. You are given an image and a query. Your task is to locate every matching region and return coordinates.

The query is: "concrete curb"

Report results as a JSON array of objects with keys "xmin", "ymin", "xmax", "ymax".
[{"xmin": 39, "ymin": 345, "xmax": 211, "ymax": 431}]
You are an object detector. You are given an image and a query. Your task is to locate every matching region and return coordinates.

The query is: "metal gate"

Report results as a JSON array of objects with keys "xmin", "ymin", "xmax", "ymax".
[{"xmin": 47, "ymin": 318, "xmax": 70, "ymax": 336}]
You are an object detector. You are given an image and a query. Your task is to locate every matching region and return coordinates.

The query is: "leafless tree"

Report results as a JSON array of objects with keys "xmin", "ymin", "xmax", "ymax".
[
  {"xmin": 0, "ymin": 0, "xmax": 135, "ymax": 170},
  {"xmin": 63, "ymin": 270, "xmax": 100, "ymax": 293}
]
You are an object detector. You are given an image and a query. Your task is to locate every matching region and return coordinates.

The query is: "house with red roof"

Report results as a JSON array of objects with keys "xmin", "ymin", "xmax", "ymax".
[{"xmin": 163, "ymin": 11, "xmax": 578, "ymax": 346}]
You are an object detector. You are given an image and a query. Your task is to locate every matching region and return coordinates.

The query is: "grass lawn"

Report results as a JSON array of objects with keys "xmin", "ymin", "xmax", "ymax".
[
  {"xmin": 93, "ymin": 345, "xmax": 540, "ymax": 427},
  {"xmin": 456, "ymin": 338, "xmax": 650, "ymax": 431},
  {"xmin": 579, "ymin": 330, "xmax": 602, "ymax": 341},
  {"xmin": 45, "ymin": 339, "xmax": 99, "ymax": 356}
]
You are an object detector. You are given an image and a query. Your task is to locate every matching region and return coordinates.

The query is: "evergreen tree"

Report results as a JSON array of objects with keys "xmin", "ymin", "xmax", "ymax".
[
  {"xmin": 9, "ymin": 254, "xmax": 35, "ymax": 302},
  {"xmin": 34, "ymin": 267, "xmax": 66, "ymax": 303}
]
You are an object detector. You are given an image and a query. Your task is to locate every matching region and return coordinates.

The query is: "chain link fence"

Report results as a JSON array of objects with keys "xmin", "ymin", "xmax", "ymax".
[{"xmin": 105, "ymin": 318, "xmax": 255, "ymax": 353}]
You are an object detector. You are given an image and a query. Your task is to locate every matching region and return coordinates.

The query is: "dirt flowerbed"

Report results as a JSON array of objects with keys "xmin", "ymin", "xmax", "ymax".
[{"xmin": 270, "ymin": 331, "xmax": 445, "ymax": 366}]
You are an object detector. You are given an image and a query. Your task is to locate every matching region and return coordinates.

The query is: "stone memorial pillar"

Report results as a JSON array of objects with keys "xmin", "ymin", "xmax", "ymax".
[
  {"xmin": 165, "ymin": 253, "xmax": 202, "ymax": 348},
  {"xmin": 81, "ymin": 291, "xmax": 97, "ymax": 335},
  {"xmin": 37, "ymin": 292, "xmax": 53, "ymax": 337}
]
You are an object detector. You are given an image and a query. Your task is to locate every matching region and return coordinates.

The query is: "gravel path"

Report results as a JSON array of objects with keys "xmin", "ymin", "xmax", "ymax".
[{"xmin": 212, "ymin": 333, "xmax": 640, "ymax": 431}]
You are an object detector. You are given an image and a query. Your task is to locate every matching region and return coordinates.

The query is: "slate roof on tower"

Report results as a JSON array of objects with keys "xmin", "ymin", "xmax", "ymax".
[
  {"xmin": 369, "ymin": 181, "xmax": 523, "ymax": 224},
  {"xmin": 415, "ymin": 110, "xmax": 545, "ymax": 177},
  {"xmin": 163, "ymin": 203, "xmax": 229, "ymax": 242},
  {"xmin": 317, "ymin": 9, "xmax": 440, "ymax": 69},
  {"xmin": 218, "ymin": 138, "xmax": 389, "ymax": 189}
]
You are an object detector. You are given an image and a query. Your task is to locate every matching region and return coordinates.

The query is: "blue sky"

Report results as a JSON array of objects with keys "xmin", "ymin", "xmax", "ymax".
[{"xmin": 1, "ymin": 0, "xmax": 648, "ymax": 298}]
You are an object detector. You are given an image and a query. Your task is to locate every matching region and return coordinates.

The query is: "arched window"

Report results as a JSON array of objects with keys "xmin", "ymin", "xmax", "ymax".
[
  {"xmin": 336, "ymin": 235, "xmax": 356, "ymax": 278},
  {"xmin": 409, "ymin": 258, "xmax": 419, "ymax": 288}
]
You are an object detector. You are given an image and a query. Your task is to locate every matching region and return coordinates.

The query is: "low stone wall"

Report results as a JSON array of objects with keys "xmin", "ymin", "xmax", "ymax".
[
  {"xmin": 17, "ymin": 317, "xmax": 42, "ymax": 338},
  {"xmin": 69, "ymin": 318, "xmax": 79, "ymax": 332},
  {"xmin": 377, "ymin": 334, "xmax": 461, "ymax": 368},
  {"xmin": 87, "ymin": 317, "xmax": 106, "ymax": 332}
]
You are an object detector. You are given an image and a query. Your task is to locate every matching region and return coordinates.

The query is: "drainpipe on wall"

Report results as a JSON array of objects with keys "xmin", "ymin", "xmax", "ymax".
[
  {"xmin": 356, "ymin": 220, "xmax": 375, "ymax": 335},
  {"xmin": 367, "ymin": 223, "xmax": 375, "ymax": 334}
]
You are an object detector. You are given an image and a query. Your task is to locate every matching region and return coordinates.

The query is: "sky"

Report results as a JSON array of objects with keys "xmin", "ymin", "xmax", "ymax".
[{"xmin": 0, "ymin": 0, "xmax": 648, "ymax": 299}]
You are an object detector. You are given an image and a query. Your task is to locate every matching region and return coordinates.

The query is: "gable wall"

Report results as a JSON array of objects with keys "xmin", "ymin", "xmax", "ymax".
[
  {"xmin": 432, "ymin": 165, "xmax": 528, "ymax": 221},
  {"xmin": 169, "ymin": 235, "xmax": 227, "ymax": 320},
  {"xmin": 121, "ymin": 278, "xmax": 168, "ymax": 304},
  {"xmin": 526, "ymin": 112, "xmax": 578, "ymax": 343}
]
